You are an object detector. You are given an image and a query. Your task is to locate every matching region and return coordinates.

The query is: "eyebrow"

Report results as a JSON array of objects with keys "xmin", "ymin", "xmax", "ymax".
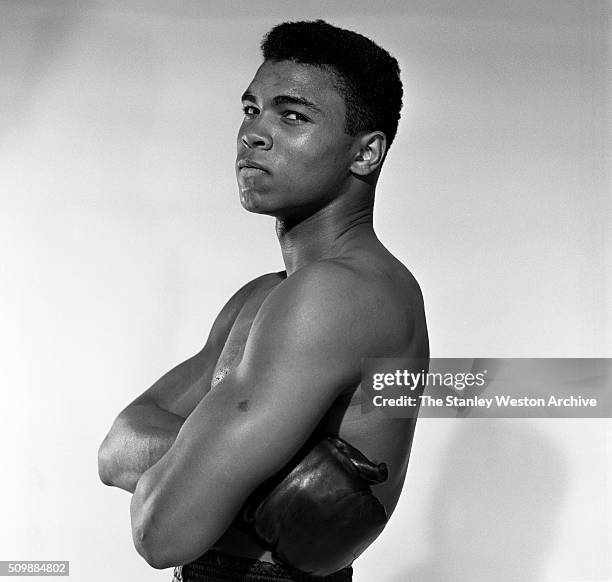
[{"xmin": 241, "ymin": 92, "xmax": 323, "ymax": 115}]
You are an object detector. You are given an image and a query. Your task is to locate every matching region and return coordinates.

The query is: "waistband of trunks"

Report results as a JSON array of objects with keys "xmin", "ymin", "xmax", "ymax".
[{"xmin": 173, "ymin": 550, "xmax": 353, "ymax": 582}]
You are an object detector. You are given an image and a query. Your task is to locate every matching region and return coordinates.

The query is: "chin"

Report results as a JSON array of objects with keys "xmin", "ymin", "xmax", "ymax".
[
  {"xmin": 239, "ymin": 189, "xmax": 272, "ymax": 215},
  {"xmin": 238, "ymin": 189, "xmax": 306, "ymax": 219}
]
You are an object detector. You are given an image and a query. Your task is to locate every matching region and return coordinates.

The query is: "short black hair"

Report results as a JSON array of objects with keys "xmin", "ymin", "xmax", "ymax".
[{"xmin": 261, "ymin": 20, "xmax": 403, "ymax": 149}]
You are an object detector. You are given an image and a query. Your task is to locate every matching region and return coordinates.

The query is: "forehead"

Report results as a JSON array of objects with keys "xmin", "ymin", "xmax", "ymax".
[{"xmin": 244, "ymin": 60, "xmax": 345, "ymax": 114}]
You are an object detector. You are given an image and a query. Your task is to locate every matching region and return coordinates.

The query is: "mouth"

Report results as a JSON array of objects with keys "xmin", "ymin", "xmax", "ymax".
[{"xmin": 237, "ymin": 159, "xmax": 269, "ymax": 173}]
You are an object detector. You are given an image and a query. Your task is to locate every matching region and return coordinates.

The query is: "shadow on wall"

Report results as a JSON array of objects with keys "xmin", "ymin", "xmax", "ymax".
[{"xmin": 397, "ymin": 420, "xmax": 567, "ymax": 582}]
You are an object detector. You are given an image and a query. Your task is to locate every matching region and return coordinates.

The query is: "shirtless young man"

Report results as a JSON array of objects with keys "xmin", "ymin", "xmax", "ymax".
[{"xmin": 98, "ymin": 20, "xmax": 428, "ymax": 582}]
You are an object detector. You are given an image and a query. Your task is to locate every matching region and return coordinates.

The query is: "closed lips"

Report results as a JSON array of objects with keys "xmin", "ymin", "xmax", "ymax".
[{"xmin": 238, "ymin": 160, "xmax": 268, "ymax": 172}]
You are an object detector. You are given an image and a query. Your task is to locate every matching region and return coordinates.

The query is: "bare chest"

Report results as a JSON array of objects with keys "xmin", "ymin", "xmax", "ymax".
[{"xmin": 210, "ymin": 284, "xmax": 277, "ymax": 389}]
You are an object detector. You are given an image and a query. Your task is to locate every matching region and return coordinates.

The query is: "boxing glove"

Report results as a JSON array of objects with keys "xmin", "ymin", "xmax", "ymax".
[{"xmin": 241, "ymin": 435, "xmax": 388, "ymax": 576}]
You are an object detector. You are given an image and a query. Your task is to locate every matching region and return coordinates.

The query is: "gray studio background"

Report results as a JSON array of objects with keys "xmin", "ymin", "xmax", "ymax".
[{"xmin": 1, "ymin": 1, "xmax": 610, "ymax": 581}]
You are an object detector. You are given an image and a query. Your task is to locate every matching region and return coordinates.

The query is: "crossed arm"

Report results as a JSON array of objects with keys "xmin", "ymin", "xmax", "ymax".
[
  {"xmin": 97, "ymin": 399, "xmax": 184, "ymax": 493},
  {"xmin": 97, "ymin": 275, "xmax": 260, "ymax": 492},
  {"xmin": 101, "ymin": 264, "xmax": 403, "ymax": 569}
]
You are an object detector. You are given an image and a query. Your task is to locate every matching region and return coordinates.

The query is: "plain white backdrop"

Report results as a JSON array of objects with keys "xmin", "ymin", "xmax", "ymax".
[{"xmin": 1, "ymin": 1, "xmax": 610, "ymax": 580}]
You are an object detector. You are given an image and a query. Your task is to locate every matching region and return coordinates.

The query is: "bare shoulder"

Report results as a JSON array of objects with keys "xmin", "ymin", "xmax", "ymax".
[
  {"xmin": 252, "ymin": 256, "xmax": 427, "ymax": 360},
  {"xmin": 222, "ymin": 270, "xmax": 287, "ymax": 309},
  {"xmin": 206, "ymin": 271, "xmax": 286, "ymax": 344}
]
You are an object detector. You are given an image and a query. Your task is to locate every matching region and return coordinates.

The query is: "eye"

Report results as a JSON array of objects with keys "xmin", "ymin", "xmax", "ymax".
[
  {"xmin": 242, "ymin": 105, "xmax": 259, "ymax": 116},
  {"xmin": 283, "ymin": 111, "xmax": 309, "ymax": 123}
]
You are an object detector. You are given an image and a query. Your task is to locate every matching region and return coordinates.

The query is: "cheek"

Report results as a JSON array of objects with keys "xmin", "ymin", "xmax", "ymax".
[{"xmin": 285, "ymin": 135, "xmax": 349, "ymax": 178}]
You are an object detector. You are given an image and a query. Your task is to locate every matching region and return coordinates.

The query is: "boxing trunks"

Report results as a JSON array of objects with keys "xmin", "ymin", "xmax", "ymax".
[{"xmin": 173, "ymin": 550, "xmax": 352, "ymax": 582}]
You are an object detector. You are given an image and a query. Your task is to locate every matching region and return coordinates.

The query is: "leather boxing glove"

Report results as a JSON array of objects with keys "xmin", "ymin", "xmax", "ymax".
[{"xmin": 241, "ymin": 435, "xmax": 389, "ymax": 576}]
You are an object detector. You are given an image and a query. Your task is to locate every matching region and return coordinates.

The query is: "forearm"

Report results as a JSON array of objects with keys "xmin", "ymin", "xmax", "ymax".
[{"xmin": 98, "ymin": 402, "xmax": 185, "ymax": 493}]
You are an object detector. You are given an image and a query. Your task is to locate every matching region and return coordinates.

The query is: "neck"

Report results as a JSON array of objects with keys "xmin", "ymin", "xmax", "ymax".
[{"xmin": 276, "ymin": 193, "xmax": 376, "ymax": 276}]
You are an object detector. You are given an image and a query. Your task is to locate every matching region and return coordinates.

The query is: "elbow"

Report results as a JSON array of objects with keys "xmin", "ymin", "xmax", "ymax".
[
  {"xmin": 132, "ymin": 526, "xmax": 175, "ymax": 570},
  {"xmin": 129, "ymin": 466, "xmax": 216, "ymax": 569},
  {"xmin": 97, "ymin": 437, "xmax": 114, "ymax": 486},
  {"xmin": 130, "ymin": 478, "xmax": 180, "ymax": 570},
  {"xmin": 131, "ymin": 512, "xmax": 183, "ymax": 570}
]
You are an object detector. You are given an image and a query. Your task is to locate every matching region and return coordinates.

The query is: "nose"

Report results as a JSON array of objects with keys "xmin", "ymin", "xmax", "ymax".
[{"xmin": 239, "ymin": 119, "xmax": 272, "ymax": 150}]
